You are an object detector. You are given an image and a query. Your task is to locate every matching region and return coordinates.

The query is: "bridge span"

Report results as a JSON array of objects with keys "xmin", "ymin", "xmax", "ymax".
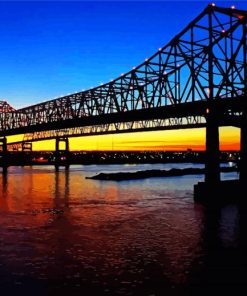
[{"xmin": 1, "ymin": 4, "xmax": 247, "ymax": 201}]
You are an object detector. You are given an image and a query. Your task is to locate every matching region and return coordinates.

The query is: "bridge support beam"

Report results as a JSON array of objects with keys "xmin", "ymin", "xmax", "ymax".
[
  {"xmin": 205, "ymin": 111, "xmax": 220, "ymax": 184},
  {"xmin": 0, "ymin": 137, "xmax": 8, "ymax": 173},
  {"xmin": 240, "ymin": 110, "xmax": 247, "ymax": 183},
  {"xmin": 194, "ymin": 110, "xmax": 221, "ymax": 203},
  {"xmin": 55, "ymin": 137, "xmax": 70, "ymax": 171}
]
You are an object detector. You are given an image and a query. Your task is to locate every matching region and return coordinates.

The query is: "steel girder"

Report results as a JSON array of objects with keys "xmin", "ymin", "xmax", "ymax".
[{"xmin": 0, "ymin": 5, "xmax": 247, "ymax": 140}]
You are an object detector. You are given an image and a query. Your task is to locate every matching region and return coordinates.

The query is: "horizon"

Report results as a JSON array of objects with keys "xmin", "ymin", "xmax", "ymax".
[
  {"xmin": 1, "ymin": 1, "xmax": 244, "ymax": 151},
  {"xmin": 13, "ymin": 149, "xmax": 239, "ymax": 153}
]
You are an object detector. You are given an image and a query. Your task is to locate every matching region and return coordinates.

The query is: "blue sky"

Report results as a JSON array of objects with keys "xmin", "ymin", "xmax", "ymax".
[{"xmin": 0, "ymin": 1, "xmax": 246, "ymax": 108}]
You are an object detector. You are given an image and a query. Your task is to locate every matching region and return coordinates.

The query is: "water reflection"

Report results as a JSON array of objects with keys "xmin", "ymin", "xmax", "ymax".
[
  {"xmin": 0, "ymin": 164, "xmax": 246, "ymax": 295},
  {"xmin": 187, "ymin": 204, "xmax": 247, "ymax": 295},
  {"xmin": 54, "ymin": 170, "xmax": 70, "ymax": 209},
  {"xmin": 1, "ymin": 171, "xmax": 8, "ymax": 195}
]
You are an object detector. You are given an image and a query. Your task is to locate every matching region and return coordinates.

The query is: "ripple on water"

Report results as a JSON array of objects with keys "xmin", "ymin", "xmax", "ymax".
[{"xmin": 0, "ymin": 164, "xmax": 244, "ymax": 295}]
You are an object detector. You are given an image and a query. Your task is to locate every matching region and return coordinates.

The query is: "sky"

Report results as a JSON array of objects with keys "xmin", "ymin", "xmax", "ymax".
[{"xmin": 0, "ymin": 1, "xmax": 245, "ymax": 151}]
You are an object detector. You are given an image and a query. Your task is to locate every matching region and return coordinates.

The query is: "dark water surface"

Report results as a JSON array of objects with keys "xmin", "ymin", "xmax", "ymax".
[{"xmin": 0, "ymin": 164, "xmax": 246, "ymax": 295}]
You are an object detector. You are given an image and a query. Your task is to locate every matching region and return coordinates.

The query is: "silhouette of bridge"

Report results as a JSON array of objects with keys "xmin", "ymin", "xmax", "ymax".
[{"xmin": 0, "ymin": 4, "xmax": 247, "ymax": 200}]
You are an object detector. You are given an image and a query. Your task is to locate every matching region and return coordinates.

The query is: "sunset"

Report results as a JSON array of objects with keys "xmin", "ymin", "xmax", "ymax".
[
  {"xmin": 34, "ymin": 126, "xmax": 241, "ymax": 151},
  {"xmin": 7, "ymin": 126, "xmax": 240, "ymax": 151},
  {"xmin": 1, "ymin": 1, "xmax": 247, "ymax": 296}
]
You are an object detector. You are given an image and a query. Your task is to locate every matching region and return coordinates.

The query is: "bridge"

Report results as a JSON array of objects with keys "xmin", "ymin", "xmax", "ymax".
[{"xmin": 1, "ymin": 4, "xmax": 247, "ymax": 201}]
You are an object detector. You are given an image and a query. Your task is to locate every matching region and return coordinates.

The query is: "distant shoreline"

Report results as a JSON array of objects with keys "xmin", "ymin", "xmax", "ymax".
[
  {"xmin": 1, "ymin": 150, "xmax": 238, "ymax": 168},
  {"xmin": 86, "ymin": 167, "xmax": 237, "ymax": 181}
]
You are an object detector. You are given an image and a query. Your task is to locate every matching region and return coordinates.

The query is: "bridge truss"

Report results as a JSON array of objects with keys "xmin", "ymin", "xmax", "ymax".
[{"xmin": 0, "ymin": 4, "xmax": 247, "ymax": 143}]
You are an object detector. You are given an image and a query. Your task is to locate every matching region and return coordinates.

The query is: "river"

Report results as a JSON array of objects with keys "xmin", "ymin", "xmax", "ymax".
[{"xmin": 0, "ymin": 163, "xmax": 246, "ymax": 295}]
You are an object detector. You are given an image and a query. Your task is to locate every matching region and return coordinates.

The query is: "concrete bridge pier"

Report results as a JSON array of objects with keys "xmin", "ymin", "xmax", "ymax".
[
  {"xmin": 195, "ymin": 109, "xmax": 247, "ymax": 204},
  {"xmin": 22, "ymin": 142, "xmax": 32, "ymax": 152},
  {"xmin": 0, "ymin": 137, "xmax": 8, "ymax": 173},
  {"xmin": 240, "ymin": 110, "xmax": 247, "ymax": 184},
  {"xmin": 194, "ymin": 110, "xmax": 221, "ymax": 202},
  {"xmin": 205, "ymin": 110, "xmax": 220, "ymax": 184},
  {"xmin": 20, "ymin": 142, "xmax": 33, "ymax": 167},
  {"xmin": 55, "ymin": 137, "xmax": 70, "ymax": 171}
]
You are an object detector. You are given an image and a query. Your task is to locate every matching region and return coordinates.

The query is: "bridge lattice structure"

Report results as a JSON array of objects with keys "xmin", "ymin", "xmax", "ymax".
[{"xmin": 0, "ymin": 4, "xmax": 246, "ymax": 149}]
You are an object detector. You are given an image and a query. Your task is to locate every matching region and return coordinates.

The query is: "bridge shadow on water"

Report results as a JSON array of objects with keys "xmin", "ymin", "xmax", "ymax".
[{"xmin": 186, "ymin": 204, "xmax": 247, "ymax": 296}]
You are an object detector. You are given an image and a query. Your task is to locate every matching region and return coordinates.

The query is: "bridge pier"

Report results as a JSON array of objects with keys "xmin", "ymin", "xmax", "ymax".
[
  {"xmin": 194, "ymin": 110, "xmax": 221, "ymax": 203},
  {"xmin": 194, "ymin": 108, "xmax": 247, "ymax": 204},
  {"xmin": 0, "ymin": 137, "xmax": 8, "ymax": 173},
  {"xmin": 20, "ymin": 142, "xmax": 33, "ymax": 167},
  {"xmin": 205, "ymin": 111, "xmax": 220, "ymax": 184},
  {"xmin": 55, "ymin": 137, "xmax": 70, "ymax": 171},
  {"xmin": 240, "ymin": 110, "xmax": 247, "ymax": 183},
  {"xmin": 22, "ymin": 142, "xmax": 32, "ymax": 152}
]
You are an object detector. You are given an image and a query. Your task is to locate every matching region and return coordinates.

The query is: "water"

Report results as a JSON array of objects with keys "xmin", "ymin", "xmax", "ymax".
[{"xmin": 0, "ymin": 163, "xmax": 246, "ymax": 295}]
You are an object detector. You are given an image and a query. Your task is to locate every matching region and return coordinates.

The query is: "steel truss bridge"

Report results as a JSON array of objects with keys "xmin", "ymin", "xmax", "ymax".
[{"xmin": 1, "ymin": 4, "xmax": 247, "ymax": 191}]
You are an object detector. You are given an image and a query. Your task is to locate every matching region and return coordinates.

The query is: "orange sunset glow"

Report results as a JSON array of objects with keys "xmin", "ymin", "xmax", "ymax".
[
  {"xmin": 1, "ymin": 2, "xmax": 247, "ymax": 295},
  {"xmin": 7, "ymin": 127, "xmax": 240, "ymax": 151}
]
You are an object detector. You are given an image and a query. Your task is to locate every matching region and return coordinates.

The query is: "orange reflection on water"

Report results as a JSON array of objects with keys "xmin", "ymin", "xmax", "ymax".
[{"xmin": 0, "ymin": 165, "xmax": 206, "ymax": 294}]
